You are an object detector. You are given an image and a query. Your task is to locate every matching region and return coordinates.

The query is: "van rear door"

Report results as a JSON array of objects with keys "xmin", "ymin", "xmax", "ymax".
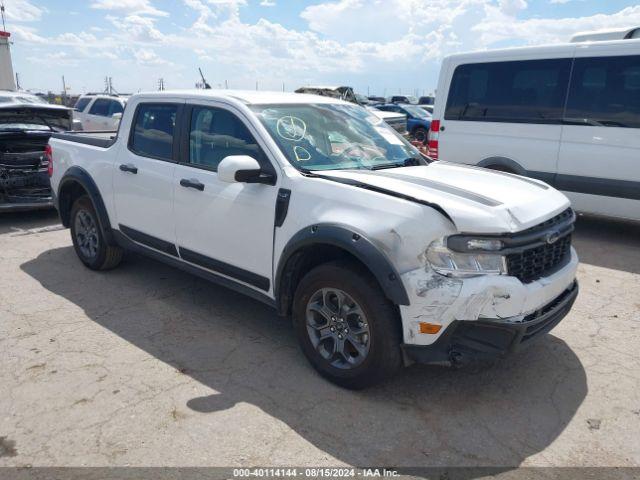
[{"xmin": 557, "ymin": 42, "xmax": 640, "ymax": 220}]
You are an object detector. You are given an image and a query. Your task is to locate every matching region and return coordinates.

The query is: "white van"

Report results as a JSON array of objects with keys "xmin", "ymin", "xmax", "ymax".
[{"xmin": 430, "ymin": 36, "xmax": 640, "ymax": 221}]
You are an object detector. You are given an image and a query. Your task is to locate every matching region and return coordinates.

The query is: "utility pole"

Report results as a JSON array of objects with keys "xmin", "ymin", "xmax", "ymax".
[
  {"xmin": 15, "ymin": 72, "xmax": 20, "ymax": 90},
  {"xmin": 1, "ymin": 1, "xmax": 6, "ymax": 32},
  {"xmin": 158, "ymin": 78, "xmax": 165, "ymax": 91}
]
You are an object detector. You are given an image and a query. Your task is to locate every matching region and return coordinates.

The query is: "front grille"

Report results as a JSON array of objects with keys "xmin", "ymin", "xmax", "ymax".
[{"xmin": 506, "ymin": 208, "xmax": 574, "ymax": 283}]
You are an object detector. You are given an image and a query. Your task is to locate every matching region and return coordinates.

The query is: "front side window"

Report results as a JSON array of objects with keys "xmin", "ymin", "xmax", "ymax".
[
  {"xmin": 108, "ymin": 101, "xmax": 124, "ymax": 116},
  {"xmin": 189, "ymin": 106, "xmax": 264, "ymax": 171},
  {"xmin": 74, "ymin": 97, "xmax": 91, "ymax": 112},
  {"xmin": 250, "ymin": 103, "xmax": 422, "ymax": 171},
  {"xmin": 445, "ymin": 58, "xmax": 571, "ymax": 123},
  {"xmin": 89, "ymin": 99, "xmax": 111, "ymax": 117},
  {"xmin": 130, "ymin": 103, "xmax": 177, "ymax": 160},
  {"xmin": 565, "ymin": 55, "xmax": 640, "ymax": 129}
]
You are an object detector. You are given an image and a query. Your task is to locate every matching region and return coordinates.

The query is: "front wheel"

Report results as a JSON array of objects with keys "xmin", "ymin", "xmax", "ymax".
[
  {"xmin": 70, "ymin": 195, "xmax": 123, "ymax": 271},
  {"xmin": 292, "ymin": 261, "xmax": 402, "ymax": 389}
]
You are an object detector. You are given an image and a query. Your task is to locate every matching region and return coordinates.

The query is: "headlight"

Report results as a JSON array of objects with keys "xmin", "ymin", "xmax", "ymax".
[{"xmin": 426, "ymin": 238, "xmax": 506, "ymax": 277}]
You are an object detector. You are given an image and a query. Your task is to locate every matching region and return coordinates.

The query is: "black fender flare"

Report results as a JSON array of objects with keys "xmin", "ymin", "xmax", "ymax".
[
  {"xmin": 57, "ymin": 166, "xmax": 115, "ymax": 244},
  {"xmin": 476, "ymin": 157, "xmax": 526, "ymax": 175},
  {"xmin": 275, "ymin": 224, "xmax": 410, "ymax": 311}
]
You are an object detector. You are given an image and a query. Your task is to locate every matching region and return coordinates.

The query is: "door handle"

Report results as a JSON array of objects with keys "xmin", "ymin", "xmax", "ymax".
[
  {"xmin": 119, "ymin": 164, "xmax": 138, "ymax": 174},
  {"xmin": 180, "ymin": 178, "xmax": 205, "ymax": 191}
]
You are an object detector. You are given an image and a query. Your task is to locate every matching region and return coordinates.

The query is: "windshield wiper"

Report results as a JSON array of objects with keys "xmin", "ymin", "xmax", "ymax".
[{"xmin": 370, "ymin": 157, "xmax": 424, "ymax": 170}]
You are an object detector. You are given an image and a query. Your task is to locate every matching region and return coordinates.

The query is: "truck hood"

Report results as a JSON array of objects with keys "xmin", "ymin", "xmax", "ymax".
[
  {"xmin": 0, "ymin": 104, "xmax": 73, "ymax": 132},
  {"xmin": 319, "ymin": 161, "xmax": 571, "ymax": 234}
]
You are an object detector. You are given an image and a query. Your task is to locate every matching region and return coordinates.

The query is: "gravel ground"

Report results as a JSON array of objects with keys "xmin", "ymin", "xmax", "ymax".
[{"xmin": 0, "ymin": 210, "xmax": 638, "ymax": 469}]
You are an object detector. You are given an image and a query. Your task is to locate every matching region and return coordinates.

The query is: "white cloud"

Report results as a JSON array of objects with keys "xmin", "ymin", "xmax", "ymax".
[
  {"xmin": 2, "ymin": 0, "xmax": 45, "ymax": 22},
  {"xmin": 260, "ymin": 0, "xmax": 276, "ymax": 6},
  {"xmin": 132, "ymin": 48, "xmax": 172, "ymax": 66},
  {"xmin": 499, "ymin": 0, "xmax": 527, "ymax": 16},
  {"xmin": 90, "ymin": 0, "xmax": 168, "ymax": 17}
]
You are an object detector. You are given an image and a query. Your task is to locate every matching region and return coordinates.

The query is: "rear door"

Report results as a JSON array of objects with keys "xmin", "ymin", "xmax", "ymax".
[
  {"xmin": 439, "ymin": 56, "xmax": 572, "ymax": 182},
  {"xmin": 557, "ymin": 44, "xmax": 640, "ymax": 220},
  {"xmin": 112, "ymin": 100, "xmax": 183, "ymax": 255},
  {"xmin": 172, "ymin": 101, "xmax": 279, "ymax": 295}
]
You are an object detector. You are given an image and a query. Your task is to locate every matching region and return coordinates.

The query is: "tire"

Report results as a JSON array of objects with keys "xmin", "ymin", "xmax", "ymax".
[
  {"xmin": 413, "ymin": 127, "xmax": 428, "ymax": 144},
  {"xmin": 292, "ymin": 260, "xmax": 403, "ymax": 389},
  {"xmin": 70, "ymin": 195, "xmax": 123, "ymax": 271}
]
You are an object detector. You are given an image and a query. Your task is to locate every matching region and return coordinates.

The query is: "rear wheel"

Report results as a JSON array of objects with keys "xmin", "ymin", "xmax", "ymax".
[
  {"xmin": 70, "ymin": 195, "xmax": 123, "ymax": 270},
  {"xmin": 292, "ymin": 261, "xmax": 402, "ymax": 389}
]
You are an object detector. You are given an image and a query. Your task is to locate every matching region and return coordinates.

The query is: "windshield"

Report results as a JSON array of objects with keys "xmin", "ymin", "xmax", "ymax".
[
  {"xmin": 251, "ymin": 103, "xmax": 422, "ymax": 172},
  {"xmin": 403, "ymin": 105, "xmax": 431, "ymax": 119}
]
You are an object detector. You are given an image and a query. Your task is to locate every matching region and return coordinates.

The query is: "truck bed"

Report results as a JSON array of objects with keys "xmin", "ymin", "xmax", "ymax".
[{"xmin": 51, "ymin": 131, "xmax": 118, "ymax": 149}]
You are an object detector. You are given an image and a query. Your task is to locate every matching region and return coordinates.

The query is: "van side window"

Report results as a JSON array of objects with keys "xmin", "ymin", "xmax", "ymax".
[
  {"xmin": 565, "ymin": 55, "xmax": 640, "ymax": 129},
  {"xmin": 445, "ymin": 59, "xmax": 571, "ymax": 123},
  {"xmin": 188, "ymin": 106, "xmax": 264, "ymax": 171},
  {"xmin": 129, "ymin": 104, "xmax": 178, "ymax": 160}
]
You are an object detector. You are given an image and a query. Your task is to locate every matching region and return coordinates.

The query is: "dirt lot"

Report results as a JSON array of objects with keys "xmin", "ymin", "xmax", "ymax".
[{"xmin": 1, "ymin": 210, "xmax": 639, "ymax": 469}]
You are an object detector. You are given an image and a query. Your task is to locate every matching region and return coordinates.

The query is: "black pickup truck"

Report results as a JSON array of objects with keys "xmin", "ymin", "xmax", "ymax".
[{"xmin": 0, "ymin": 96, "xmax": 73, "ymax": 211}]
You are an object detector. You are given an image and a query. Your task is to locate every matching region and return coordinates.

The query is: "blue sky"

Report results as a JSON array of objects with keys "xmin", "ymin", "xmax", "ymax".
[{"xmin": 4, "ymin": 0, "xmax": 640, "ymax": 96}]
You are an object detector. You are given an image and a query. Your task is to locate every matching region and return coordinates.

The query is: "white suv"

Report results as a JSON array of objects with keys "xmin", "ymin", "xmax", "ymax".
[{"xmin": 73, "ymin": 94, "xmax": 127, "ymax": 131}]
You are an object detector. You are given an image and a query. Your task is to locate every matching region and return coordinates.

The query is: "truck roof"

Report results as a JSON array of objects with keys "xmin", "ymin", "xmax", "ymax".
[{"xmin": 131, "ymin": 89, "xmax": 347, "ymax": 106}]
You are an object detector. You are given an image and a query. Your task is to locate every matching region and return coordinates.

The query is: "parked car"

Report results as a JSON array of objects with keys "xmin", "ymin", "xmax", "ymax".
[
  {"xmin": 0, "ymin": 91, "xmax": 73, "ymax": 211},
  {"xmin": 73, "ymin": 94, "xmax": 127, "ymax": 132},
  {"xmin": 430, "ymin": 35, "xmax": 640, "ymax": 221},
  {"xmin": 419, "ymin": 95, "xmax": 435, "ymax": 106},
  {"xmin": 388, "ymin": 95, "xmax": 418, "ymax": 104},
  {"xmin": 50, "ymin": 90, "xmax": 579, "ymax": 388},
  {"xmin": 295, "ymin": 86, "xmax": 407, "ymax": 135},
  {"xmin": 377, "ymin": 103, "xmax": 432, "ymax": 143},
  {"xmin": 367, "ymin": 96, "xmax": 386, "ymax": 104}
]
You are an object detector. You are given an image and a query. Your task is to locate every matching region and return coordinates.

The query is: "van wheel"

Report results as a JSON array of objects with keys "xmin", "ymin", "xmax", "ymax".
[
  {"xmin": 292, "ymin": 260, "xmax": 402, "ymax": 389},
  {"xmin": 413, "ymin": 127, "xmax": 428, "ymax": 144},
  {"xmin": 70, "ymin": 195, "xmax": 123, "ymax": 271}
]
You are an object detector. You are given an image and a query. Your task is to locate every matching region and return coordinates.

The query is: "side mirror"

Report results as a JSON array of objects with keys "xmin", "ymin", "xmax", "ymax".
[
  {"xmin": 112, "ymin": 112, "xmax": 123, "ymax": 120},
  {"xmin": 218, "ymin": 155, "xmax": 274, "ymax": 185}
]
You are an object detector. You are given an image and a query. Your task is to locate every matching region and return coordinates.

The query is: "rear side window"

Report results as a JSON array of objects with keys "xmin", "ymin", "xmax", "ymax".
[
  {"xmin": 108, "ymin": 101, "xmax": 124, "ymax": 116},
  {"xmin": 565, "ymin": 55, "xmax": 640, "ymax": 129},
  {"xmin": 445, "ymin": 59, "xmax": 571, "ymax": 123},
  {"xmin": 188, "ymin": 106, "xmax": 264, "ymax": 171},
  {"xmin": 130, "ymin": 103, "xmax": 178, "ymax": 160},
  {"xmin": 74, "ymin": 97, "xmax": 91, "ymax": 112}
]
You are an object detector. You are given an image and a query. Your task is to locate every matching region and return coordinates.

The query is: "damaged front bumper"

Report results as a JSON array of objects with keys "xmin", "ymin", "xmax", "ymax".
[
  {"xmin": 398, "ymin": 247, "xmax": 579, "ymax": 364},
  {"xmin": 402, "ymin": 280, "xmax": 578, "ymax": 366},
  {"xmin": 0, "ymin": 167, "xmax": 52, "ymax": 211}
]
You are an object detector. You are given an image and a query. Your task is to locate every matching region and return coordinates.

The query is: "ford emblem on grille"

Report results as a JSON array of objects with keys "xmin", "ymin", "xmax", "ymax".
[{"xmin": 545, "ymin": 231, "xmax": 561, "ymax": 244}]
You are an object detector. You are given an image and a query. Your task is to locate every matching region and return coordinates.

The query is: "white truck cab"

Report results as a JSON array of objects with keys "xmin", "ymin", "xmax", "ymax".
[
  {"xmin": 73, "ymin": 94, "xmax": 127, "ymax": 132},
  {"xmin": 49, "ymin": 90, "xmax": 578, "ymax": 388}
]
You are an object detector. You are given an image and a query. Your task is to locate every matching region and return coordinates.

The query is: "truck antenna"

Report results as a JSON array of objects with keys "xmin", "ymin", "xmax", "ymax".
[{"xmin": 198, "ymin": 67, "xmax": 211, "ymax": 89}]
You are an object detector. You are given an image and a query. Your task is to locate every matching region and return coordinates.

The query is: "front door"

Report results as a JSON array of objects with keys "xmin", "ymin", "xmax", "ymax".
[
  {"xmin": 172, "ymin": 103, "xmax": 279, "ymax": 294},
  {"xmin": 112, "ymin": 101, "xmax": 183, "ymax": 256}
]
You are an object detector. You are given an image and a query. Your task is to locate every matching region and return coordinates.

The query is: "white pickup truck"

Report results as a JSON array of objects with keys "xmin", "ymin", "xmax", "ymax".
[{"xmin": 49, "ymin": 90, "xmax": 579, "ymax": 388}]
